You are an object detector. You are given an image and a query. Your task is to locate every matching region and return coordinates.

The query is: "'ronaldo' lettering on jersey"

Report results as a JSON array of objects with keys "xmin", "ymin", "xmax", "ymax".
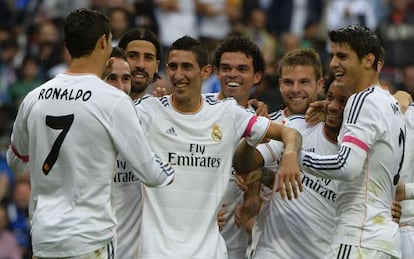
[{"xmin": 38, "ymin": 87, "xmax": 92, "ymax": 101}]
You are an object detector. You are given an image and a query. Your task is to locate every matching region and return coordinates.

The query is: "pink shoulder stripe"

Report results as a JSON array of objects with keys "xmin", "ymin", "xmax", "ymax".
[
  {"xmin": 342, "ymin": 135, "xmax": 368, "ymax": 152},
  {"xmin": 243, "ymin": 116, "xmax": 258, "ymax": 138}
]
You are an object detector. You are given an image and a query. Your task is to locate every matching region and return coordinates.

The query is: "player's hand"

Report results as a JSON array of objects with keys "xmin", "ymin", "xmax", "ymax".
[
  {"xmin": 393, "ymin": 90, "xmax": 412, "ymax": 114},
  {"xmin": 248, "ymin": 99, "xmax": 269, "ymax": 118},
  {"xmin": 275, "ymin": 151, "xmax": 303, "ymax": 200},
  {"xmin": 152, "ymin": 86, "xmax": 168, "ymax": 97},
  {"xmin": 391, "ymin": 200, "xmax": 401, "ymax": 224},
  {"xmin": 235, "ymin": 169, "xmax": 262, "ymax": 192},
  {"xmin": 217, "ymin": 205, "xmax": 226, "ymax": 231},
  {"xmin": 395, "ymin": 183, "xmax": 406, "ymax": 202},
  {"xmin": 305, "ymin": 100, "xmax": 328, "ymax": 125}
]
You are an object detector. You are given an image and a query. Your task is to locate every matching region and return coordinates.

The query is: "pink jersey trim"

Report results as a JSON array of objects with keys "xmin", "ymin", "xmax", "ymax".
[
  {"xmin": 342, "ymin": 135, "xmax": 368, "ymax": 152},
  {"xmin": 243, "ymin": 116, "xmax": 258, "ymax": 138},
  {"xmin": 11, "ymin": 145, "xmax": 29, "ymax": 162}
]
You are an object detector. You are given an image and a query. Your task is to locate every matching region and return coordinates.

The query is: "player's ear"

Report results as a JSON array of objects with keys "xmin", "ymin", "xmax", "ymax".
[
  {"xmin": 201, "ymin": 64, "xmax": 213, "ymax": 80},
  {"xmin": 364, "ymin": 53, "xmax": 375, "ymax": 69}
]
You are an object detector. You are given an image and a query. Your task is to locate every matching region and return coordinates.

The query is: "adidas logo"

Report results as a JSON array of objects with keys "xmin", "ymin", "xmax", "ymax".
[{"xmin": 165, "ymin": 127, "xmax": 177, "ymax": 136}]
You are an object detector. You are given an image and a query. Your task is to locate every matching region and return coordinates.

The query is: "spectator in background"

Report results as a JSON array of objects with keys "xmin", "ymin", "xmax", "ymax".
[
  {"xmin": 47, "ymin": 43, "xmax": 71, "ymax": 80},
  {"xmin": 154, "ymin": 0, "xmax": 198, "ymax": 71},
  {"xmin": 326, "ymin": 0, "xmax": 378, "ymax": 31},
  {"xmin": 376, "ymin": 0, "xmax": 414, "ymax": 78},
  {"xmin": 398, "ymin": 64, "xmax": 414, "ymax": 99},
  {"xmin": 0, "ymin": 38, "xmax": 19, "ymax": 105},
  {"xmin": 7, "ymin": 178, "xmax": 31, "ymax": 259},
  {"xmin": 132, "ymin": 0, "xmax": 159, "ymax": 35},
  {"xmin": 0, "ymin": 135, "xmax": 13, "ymax": 204},
  {"xmin": 265, "ymin": 0, "xmax": 323, "ymax": 39},
  {"xmin": 30, "ymin": 20, "xmax": 64, "ymax": 78},
  {"xmin": 242, "ymin": 7, "xmax": 282, "ymax": 112},
  {"xmin": 197, "ymin": 0, "xmax": 235, "ymax": 50},
  {"xmin": 9, "ymin": 54, "xmax": 44, "ymax": 112},
  {"xmin": 243, "ymin": 7, "xmax": 277, "ymax": 69},
  {"xmin": 0, "ymin": 204, "xmax": 21, "ymax": 259},
  {"xmin": 109, "ymin": 6, "xmax": 132, "ymax": 47}
]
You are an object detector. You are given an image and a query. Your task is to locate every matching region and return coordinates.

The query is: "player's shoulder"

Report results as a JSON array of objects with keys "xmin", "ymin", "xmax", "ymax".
[
  {"xmin": 133, "ymin": 95, "xmax": 173, "ymax": 115},
  {"xmin": 202, "ymin": 94, "xmax": 239, "ymax": 108},
  {"xmin": 284, "ymin": 114, "xmax": 308, "ymax": 131},
  {"xmin": 348, "ymin": 86, "xmax": 388, "ymax": 110},
  {"xmin": 269, "ymin": 109, "xmax": 284, "ymax": 122}
]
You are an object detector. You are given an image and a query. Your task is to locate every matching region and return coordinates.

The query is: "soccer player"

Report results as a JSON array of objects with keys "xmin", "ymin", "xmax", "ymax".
[
  {"xmin": 395, "ymin": 102, "xmax": 414, "ymax": 259},
  {"xmin": 118, "ymin": 28, "xmax": 161, "ymax": 100},
  {"xmin": 112, "ymin": 28, "xmax": 162, "ymax": 259},
  {"xmin": 254, "ymin": 78, "xmax": 347, "ymax": 259},
  {"xmin": 104, "ymin": 47, "xmax": 132, "ymax": 94},
  {"xmin": 241, "ymin": 48, "xmax": 327, "ymax": 258},
  {"xmin": 299, "ymin": 25, "xmax": 405, "ymax": 258},
  {"xmin": 211, "ymin": 35, "xmax": 267, "ymax": 259},
  {"xmin": 135, "ymin": 36, "xmax": 302, "ymax": 258},
  {"xmin": 6, "ymin": 9, "xmax": 174, "ymax": 258}
]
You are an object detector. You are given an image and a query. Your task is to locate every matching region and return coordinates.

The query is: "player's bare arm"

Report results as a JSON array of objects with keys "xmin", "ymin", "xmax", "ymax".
[{"xmin": 234, "ymin": 123, "xmax": 303, "ymax": 200}]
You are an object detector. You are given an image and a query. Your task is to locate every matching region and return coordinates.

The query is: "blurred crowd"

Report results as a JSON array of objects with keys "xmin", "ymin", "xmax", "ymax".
[{"xmin": 0, "ymin": 0, "xmax": 414, "ymax": 258}]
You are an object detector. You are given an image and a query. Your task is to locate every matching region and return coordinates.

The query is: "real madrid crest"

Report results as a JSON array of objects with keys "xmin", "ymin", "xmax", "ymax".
[{"xmin": 212, "ymin": 124, "xmax": 222, "ymax": 142}]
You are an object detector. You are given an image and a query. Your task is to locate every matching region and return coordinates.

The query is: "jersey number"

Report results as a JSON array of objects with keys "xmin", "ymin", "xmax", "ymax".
[
  {"xmin": 42, "ymin": 114, "xmax": 74, "ymax": 175},
  {"xmin": 394, "ymin": 128, "xmax": 406, "ymax": 185}
]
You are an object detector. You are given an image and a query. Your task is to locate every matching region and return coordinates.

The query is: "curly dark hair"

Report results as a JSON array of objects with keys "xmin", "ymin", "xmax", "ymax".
[{"xmin": 213, "ymin": 35, "xmax": 265, "ymax": 74}]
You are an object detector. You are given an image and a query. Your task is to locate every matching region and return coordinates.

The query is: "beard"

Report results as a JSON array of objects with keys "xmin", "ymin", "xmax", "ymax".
[{"xmin": 130, "ymin": 82, "xmax": 149, "ymax": 94}]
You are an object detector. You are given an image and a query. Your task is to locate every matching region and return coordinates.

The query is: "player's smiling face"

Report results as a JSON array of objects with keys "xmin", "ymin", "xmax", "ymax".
[
  {"xmin": 325, "ymin": 82, "xmax": 351, "ymax": 130},
  {"xmin": 279, "ymin": 65, "xmax": 322, "ymax": 116},
  {"xmin": 167, "ymin": 50, "xmax": 210, "ymax": 109},
  {"xmin": 125, "ymin": 40, "xmax": 159, "ymax": 94},
  {"xmin": 105, "ymin": 57, "xmax": 131, "ymax": 94},
  {"xmin": 329, "ymin": 42, "xmax": 363, "ymax": 94},
  {"xmin": 217, "ymin": 52, "xmax": 262, "ymax": 105}
]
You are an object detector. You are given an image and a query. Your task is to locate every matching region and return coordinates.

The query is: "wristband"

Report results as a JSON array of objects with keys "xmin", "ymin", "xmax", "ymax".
[{"xmin": 405, "ymin": 183, "xmax": 414, "ymax": 199}]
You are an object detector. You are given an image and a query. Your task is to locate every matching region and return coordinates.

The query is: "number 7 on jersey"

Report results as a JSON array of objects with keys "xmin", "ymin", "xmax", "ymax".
[{"xmin": 43, "ymin": 114, "xmax": 74, "ymax": 175}]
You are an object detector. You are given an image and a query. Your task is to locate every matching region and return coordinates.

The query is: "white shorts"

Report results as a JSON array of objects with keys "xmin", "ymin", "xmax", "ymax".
[
  {"xmin": 401, "ymin": 226, "xmax": 414, "ymax": 259},
  {"xmin": 324, "ymin": 244, "xmax": 398, "ymax": 259},
  {"xmin": 36, "ymin": 241, "xmax": 114, "ymax": 259}
]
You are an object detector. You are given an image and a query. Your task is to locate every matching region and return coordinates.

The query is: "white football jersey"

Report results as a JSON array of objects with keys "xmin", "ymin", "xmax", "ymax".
[
  {"xmin": 213, "ymin": 93, "xmax": 255, "ymax": 259},
  {"xmin": 249, "ymin": 110, "xmax": 301, "ymax": 256},
  {"xmin": 7, "ymin": 74, "xmax": 174, "ymax": 257},
  {"xmin": 135, "ymin": 95, "xmax": 270, "ymax": 259},
  {"xmin": 111, "ymin": 93, "xmax": 153, "ymax": 259},
  {"xmin": 302, "ymin": 86, "xmax": 404, "ymax": 258},
  {"xmin": 255, "ymin": 121, "xmax": 338, "ymax": 259},
  {"xmin": 399, "ymin": 103, "xmax": 414, "ymax": 259}
]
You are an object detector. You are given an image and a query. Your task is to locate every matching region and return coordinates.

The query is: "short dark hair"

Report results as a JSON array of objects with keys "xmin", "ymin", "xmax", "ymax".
[
  {"xmin": 278, "ymin": 48, "xmax": 323, "ymax": 80},
  {"xmin": 328, "ymin": 25, "xmax": 382, "ymax": 71},
  {"xmin": 110, "ymin": 47, "xmax": 127, "ymax": 61},
  {"xmin": 118, "ymin": 28, "xmax": 161, "ymax": 60},
  {"xmin": 168, "ymin": 36, "xmax": 209, "ymax": 68},
  {"xmin": 64, "ymin": 8, "xmax": 110, "ymax": 58},
  {"xmin": 213, "ymin": 35, "xmax": 265, "ymax": 74}
]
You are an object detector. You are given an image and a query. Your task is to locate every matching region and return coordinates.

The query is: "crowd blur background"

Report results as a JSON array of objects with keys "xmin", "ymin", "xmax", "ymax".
[{"xmin": 0, "ymin": 0, "xmax": 414, "ymax": 258}]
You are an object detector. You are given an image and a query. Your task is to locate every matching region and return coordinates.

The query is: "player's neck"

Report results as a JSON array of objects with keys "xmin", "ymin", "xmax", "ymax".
[
  {"xmin": 323, "ymin": 125, "xmax": 339, "ymax": 144},
  {"xmin": 171, "ymin": 94, "xmax": 202, "ymax": 113},
  {"xmin": 130, "ymin": 91, "xmax": 146, "ymax": 101},
  {"xmin": 67, "ymin": 57, "xmax": 104, "ymax": 78},
  {"xmin": 356, "ymin": 73, "xmax": 380, "ymax": 92}
]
